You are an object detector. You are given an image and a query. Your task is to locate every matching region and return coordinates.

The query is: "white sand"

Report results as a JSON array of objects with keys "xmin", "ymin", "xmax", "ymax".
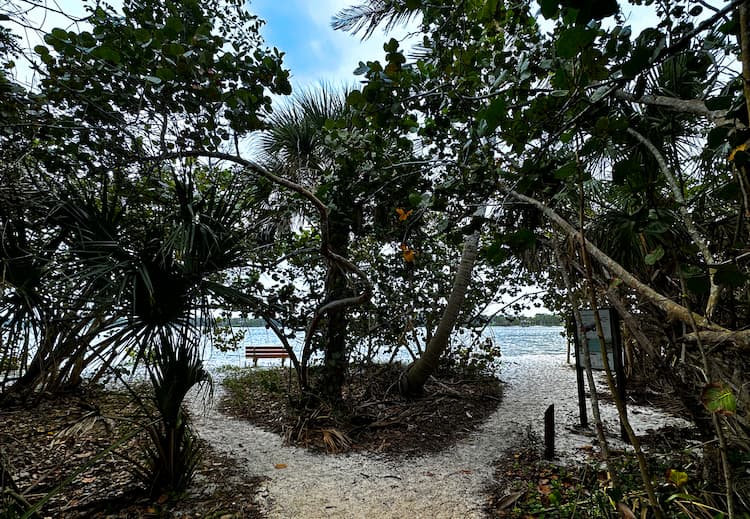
[{"xmin": 190, "ymin": 354, "xmax": 692, "ymax": 518}]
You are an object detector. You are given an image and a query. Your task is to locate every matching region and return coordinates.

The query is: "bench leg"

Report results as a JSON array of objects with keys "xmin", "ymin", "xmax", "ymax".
[{"xmin": 253, "ymin": 358, "xmax": 258, "ymax": 367}]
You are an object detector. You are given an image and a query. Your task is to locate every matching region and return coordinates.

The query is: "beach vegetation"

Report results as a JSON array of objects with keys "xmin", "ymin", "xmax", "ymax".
[
  {"xmin": 333, "ymin": 0, "xmax": 750, "ymax": 515},
  {"xmin": 1, "ymin": 0, "xmax": 750, "ymax": 516}
]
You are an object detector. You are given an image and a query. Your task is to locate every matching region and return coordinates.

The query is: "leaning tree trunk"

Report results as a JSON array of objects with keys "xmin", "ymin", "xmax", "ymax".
[{"xmin": 399, "ymin": 231, "xmax": 480, "ymax": 396}]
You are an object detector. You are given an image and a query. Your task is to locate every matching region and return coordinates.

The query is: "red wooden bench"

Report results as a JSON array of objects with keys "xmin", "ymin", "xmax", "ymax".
[{"xmin": 245, "ymin": 345, "xmax": 289, "ymax": 367}]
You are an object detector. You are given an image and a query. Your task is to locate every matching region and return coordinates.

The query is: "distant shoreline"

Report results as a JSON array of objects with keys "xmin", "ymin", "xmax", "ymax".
[
  {"xmin": 227, "ymin": 323, "xmax": 565, "ymax": 331},
  {"xmin": 223, "ymin": 313, "xmax": 563, "ymax": 329}
]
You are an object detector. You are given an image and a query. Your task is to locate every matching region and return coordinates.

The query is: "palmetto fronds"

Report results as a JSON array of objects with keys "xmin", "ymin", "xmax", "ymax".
[{"xmin": 260, "ymin": 84, "xmax": 350, "ymax": 175}]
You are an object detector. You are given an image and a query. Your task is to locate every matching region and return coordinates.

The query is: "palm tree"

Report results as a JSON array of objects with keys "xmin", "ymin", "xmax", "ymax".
[{"xmin": 259, "ymin": 85, "xmax": 364, "ymax": 400}]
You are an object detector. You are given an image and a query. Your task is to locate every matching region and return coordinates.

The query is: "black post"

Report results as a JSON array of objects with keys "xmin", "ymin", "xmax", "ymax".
[
  {"xmin": 571, "ymin": 315, "xmax": 588, "ymax": 427},
  {"xmin": 544, "ymin": 404, "xmax": 555, "ymax": 460}
]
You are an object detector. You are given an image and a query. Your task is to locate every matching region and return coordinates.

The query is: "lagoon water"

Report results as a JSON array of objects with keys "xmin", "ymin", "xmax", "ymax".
[{"xmin": 201, "ymin": 325, "xmax": 569, "ymax": 369}]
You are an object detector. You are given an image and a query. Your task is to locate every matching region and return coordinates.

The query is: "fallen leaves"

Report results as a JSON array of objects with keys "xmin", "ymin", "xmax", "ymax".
[
  {"xmin": 1, "ymin": 390, "xmax": 265, "ymax": 517},
  {"xmin": 221, "ymin": 363, "xmax": 503, "ymax": 457}
]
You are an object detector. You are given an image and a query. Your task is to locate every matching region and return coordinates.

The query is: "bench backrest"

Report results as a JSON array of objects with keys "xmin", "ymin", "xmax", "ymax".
[{"xmin": 245, "ymin": 345, "xmax": 288, "ymax": 357}]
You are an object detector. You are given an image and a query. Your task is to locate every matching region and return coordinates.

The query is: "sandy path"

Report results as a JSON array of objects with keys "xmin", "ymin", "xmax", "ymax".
[{"xmin": 191, "ymin": 355, "xmax": 690, "ymax": 518}]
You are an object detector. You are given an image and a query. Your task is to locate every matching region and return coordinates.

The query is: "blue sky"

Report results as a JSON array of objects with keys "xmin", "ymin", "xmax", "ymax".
[{"xmin": 248, "ymin": 0, "xmax": 415, "ymax": 90}]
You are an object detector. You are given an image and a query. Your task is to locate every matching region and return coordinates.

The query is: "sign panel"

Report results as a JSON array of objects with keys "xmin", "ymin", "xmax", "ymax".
[
  {"xmin": 571, "ymin": 307, "xmax": 628, "ymax": 440},
  {"xmin": 576, "ymin": 309, "xmax": 616, "ymax": 371}
]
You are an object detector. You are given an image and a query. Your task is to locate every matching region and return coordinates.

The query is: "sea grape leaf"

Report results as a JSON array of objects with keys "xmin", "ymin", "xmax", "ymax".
[
  {"xmin": 644, "ymin": 246, "xmax": 664, "ymax": 265},
  {"xmin": 702, "ymin": 382, "xmax": 736, "ymax": 416}
]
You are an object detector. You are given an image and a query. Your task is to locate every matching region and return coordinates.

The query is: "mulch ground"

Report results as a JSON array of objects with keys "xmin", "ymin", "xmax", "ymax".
[
  {"xmin": 219, "ymin": 363, "xmax": 504, "ymax": 456},
  {"xmin": 0, "ymin": 386, "xmax": 263, "ymax": 518}
]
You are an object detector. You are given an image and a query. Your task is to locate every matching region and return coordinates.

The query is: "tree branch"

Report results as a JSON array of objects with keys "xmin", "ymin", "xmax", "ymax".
[
  {"xmin": 499, "ymin": 184, "xmax": 726, "ymax": 332},
  {"xmin": 613, "ymin": 90, "xmax": 727, "ymax": 123}
]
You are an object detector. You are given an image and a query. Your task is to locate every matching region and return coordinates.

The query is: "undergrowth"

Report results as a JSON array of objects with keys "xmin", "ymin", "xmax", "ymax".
[{"xmin": 488, "ymin": 427, "xmax": 748, "ymax": 518}]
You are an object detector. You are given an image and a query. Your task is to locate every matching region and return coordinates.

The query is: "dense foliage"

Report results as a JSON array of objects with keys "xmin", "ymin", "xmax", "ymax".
[
  {"xmin": 333, "ymin": 0, "xmax": 750, "ymax": 514},
  {"xmin": 2, "ymin": 0, "xmax": 750, "ymax": 516}
]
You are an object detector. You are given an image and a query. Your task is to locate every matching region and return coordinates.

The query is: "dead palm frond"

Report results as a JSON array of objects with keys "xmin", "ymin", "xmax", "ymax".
[{"xmin": 320, "ymin": 427, "xmax": 352, "ymax": 453}]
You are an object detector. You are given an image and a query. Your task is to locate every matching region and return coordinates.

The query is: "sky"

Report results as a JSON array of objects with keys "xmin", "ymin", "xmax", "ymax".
[
  {"xmin": 247, "ymin": 0, "xmax": 415, "ymax": 90},
  {"xmin": 10, "ymin": 0, "xmax": 414, "ymax": 91}
]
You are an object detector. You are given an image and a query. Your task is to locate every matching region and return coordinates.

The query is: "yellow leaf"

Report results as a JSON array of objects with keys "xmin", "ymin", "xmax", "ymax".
[
  {"xmin": 274, "ymin": 463, "xmax": 287, "ymax": 469},
  {"xmin": 667, "ymin": 469, "xmax": 688, "ymax": 487},
  {"xmin": 729, "ymin": 143, "xmax": 747, "ymax": 161},
  {"xmin": 400, "ymin": 243, "xmax": 416, "ymax": 262},
  {"xmin": 396, "ymin": 207, "xmax": 413, "ymax": 221}
]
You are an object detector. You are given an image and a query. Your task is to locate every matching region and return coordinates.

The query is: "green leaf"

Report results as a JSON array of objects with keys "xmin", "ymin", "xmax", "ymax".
[
  {"xmin": 644, "ymin": 246, "xmax": 664, "ymax": 265},
  {"xmin": 478, "ymin": 98, "xmax": 506, "ymax": 135},
  {"xmin": 479, "ymin": 0, "xmax": 499, "ymax": 21},
  {"xmin": 539, "ymin": 0, "xmax": 559, "ymax": 19},
  {"xmin": 505, "ymin": 228, "xmax": 536, "ymax": 250},
  {"xmin": 553, "ymin": 161, "xmax": 577, "ymax": 180},
  {"xmin": 156, "ymin": 68, "xmax": 176, "ymax": 81},
  {"xmin": 34, "ymin": 45, "xmax": 49, "ymax": 55},
  {"xmin": 667, "ymin": 469, "xmax": 688, "ymax": 487},
  {"xmin": 134, "ymin": 28, "xmax": 151, "ymax": 43},
  {"xmin": 163, "ymin": 43, "xmax": 186, "ymax": 57},
  {"xmin": 50, "ymin": 28, "xmax": 69, "ymax": 41},
  {"xmin": 91, "ymin": 46, "xmax": 122, "ymax": 63},
  {"xmin": 484, "ymin": 241, "xmax": 509, "ymax": 265},
  {"xmin": 702, "ymin": 382, "xmax": 736, "ymax": 416},
  {"xmin": 383, "ymin": 38, "xmax": 399, "ymax": 53},
  {"xmin": 408, "ymin": 192, "xmax": 423, "ymax": 207},
  {"xmin": 622, "ymin": 46, "xmax": 651, "ymax": 78},
  {"xmin": 556, "ymin": 27, "xmax": 596, "ymax": 59}
]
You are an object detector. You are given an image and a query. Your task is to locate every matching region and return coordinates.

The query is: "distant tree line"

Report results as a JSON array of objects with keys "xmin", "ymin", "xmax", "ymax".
[
  {"xmin": 224, "ymin": 317, "xmax": 266, "ymax": 327},
  {"xmin": 489, "ymin": 313, "xmax": 563, "ymax": 327},
  {"xmin": 226, "ymin": 314, "xmax": 562, "ymax": 327}
]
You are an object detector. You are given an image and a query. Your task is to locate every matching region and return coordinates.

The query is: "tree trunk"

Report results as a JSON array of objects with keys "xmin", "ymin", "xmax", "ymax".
[
  {"xmin": 319, "ymin": 217, "xmax": 351, "ymax": 401},
  {"xmin": 399, "ymin": 231, "xmax": 480, "ymax": 396}
]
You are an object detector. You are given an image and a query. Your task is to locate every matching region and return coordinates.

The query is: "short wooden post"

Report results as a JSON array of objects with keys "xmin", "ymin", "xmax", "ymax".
[{"xmin": 544, "ymin": 404, "xmax": 555, "ymax": 460}]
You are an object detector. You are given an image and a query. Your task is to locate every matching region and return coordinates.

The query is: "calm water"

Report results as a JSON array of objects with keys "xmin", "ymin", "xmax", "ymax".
[{"xmin": 201, "ymin": 326, "xmax": 568, "ymax": 369}]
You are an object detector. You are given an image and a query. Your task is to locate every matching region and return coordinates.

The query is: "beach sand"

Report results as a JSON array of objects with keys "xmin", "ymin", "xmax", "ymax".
[{"xmin": 190, "ymin": 354, "xmax": 692, "ymax": 518}]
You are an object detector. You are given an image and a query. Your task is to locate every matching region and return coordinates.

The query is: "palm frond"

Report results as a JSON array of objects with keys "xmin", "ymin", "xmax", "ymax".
[
  {"xmin": 260, "ymin": 84, "xmax": 351, "ymax": 178},
  {"xmin": 332, "ymin": 1, "xmax": 420, "ymax": 41}
]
